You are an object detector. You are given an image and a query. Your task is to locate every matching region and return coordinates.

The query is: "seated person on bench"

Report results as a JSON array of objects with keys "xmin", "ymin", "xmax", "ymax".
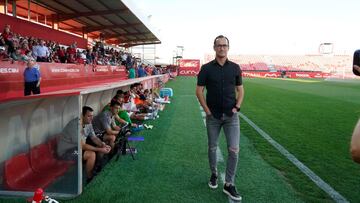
[
  {"xmin": 57, "ymin": 107, "xmax": 111, "ymax": 183},
  {"xmin": 81, "ymin": 106, "xmax": 111, "ymax": 183},
  {"xmin": 103, "ymin": 94, "xmax": 142, "ymax": 131},
  {"xmin": 91, "ymin": 100, "xmax": 121, "ymax": 150}
]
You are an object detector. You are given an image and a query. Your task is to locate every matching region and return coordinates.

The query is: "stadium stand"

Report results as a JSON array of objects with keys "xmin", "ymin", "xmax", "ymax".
[{"xmin": 205, "ymin": 54, "xmax": 352, "ymax": 74}]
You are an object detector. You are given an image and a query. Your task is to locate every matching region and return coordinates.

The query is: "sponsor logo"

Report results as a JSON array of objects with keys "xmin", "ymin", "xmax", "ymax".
[
  {"xmin": 0, "ymin": 68, "xmax": 19, "ymax": 73},
  {"xmin": 314, "ymin": 74, "xmax": 323, "ymax": 78},
  {"xmin": 51, "ymin": 68, "xmax": 80, "ymax": 73},
  {"xmin": 94, "ymin": 68, "xmax": 109, "ymax": 72},
  {"xmin": 243, "ymin": 72, "xmax": 261, "ymax": 77},
  {"xmin": 111, "ymin": 67, "xmax": 125, "ymax": 72},
  {"xmin": 180, "ymin": 61, "xmax": 200, "ymax": 68},
  {"xmin": 264, "ymin": 73, "xmax": 278, "ymax": 77},
  {"xmin": 295, "ymin": 73, "xmax": 310, "ymax": 77},
  {"xmin": 243, "ymin": 72, "xmax": 279, "ymax": 77},
  {"xmin": 179, "ymin": 70, "xmax": 198, "ymax": 75}
]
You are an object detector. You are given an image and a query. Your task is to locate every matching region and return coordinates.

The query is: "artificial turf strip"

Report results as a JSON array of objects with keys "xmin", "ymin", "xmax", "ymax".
[
  {"xmin": 219, "ymin": 133, "xmax": 303, "ymax": 202},
  {"xmin": 240, "ymin": 77, "xmax": 360, "ymax": 202}
]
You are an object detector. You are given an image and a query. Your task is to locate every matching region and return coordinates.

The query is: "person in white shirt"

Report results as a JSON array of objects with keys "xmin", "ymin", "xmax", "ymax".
[{"xmin": 33, "ymin": 40, "xmax": 49, "ymax": 62}]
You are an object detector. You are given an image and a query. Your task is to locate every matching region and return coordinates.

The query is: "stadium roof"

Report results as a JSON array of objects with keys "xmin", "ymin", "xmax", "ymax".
[{"xmin": 15, "ymin": 0, "xmax": 161, "ymax": 47}]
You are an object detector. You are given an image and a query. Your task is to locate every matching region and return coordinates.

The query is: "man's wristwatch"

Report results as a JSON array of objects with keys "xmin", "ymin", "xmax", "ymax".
[{"xmin": 234, "ymin": 106, "xmax": 241, "ymax": 112}]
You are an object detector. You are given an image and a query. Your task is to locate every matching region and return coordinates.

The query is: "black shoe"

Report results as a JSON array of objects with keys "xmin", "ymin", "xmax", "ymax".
[
  {"xmin": 208, "ymin": 173, "xmax": 218, "ymax": 189},
  {"xmin": 223, "ymin": 184, "xmax": 242, "ymax": 201},
  {"xmin": 86, "ymin": 176, "xmax": 93, "ymax": 184},
  {"xmin": 94, "ymin": 164, "xmax": 102, "ymax": 173}
]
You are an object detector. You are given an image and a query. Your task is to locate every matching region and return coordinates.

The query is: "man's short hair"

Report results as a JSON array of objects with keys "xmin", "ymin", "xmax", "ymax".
[
  {"xmin": 112, "ymin": 94, "xmax": 124, "ymax": 102},
  {"xmin": 116, "ymin": 89, "xmax": 124, "ymax": 95},
  {"xmin": 130, "ymin": 84, "xmax": 135, "ymax": 89},
  {"xmin": 110, "ymin": 100, "xmax": 121, "ymax": 107},
  {"xmin": 82, "ymin": 106, "xmax": 93, "ymax": 116},
  {"xmin": 213, "ymin": 35, "xmax": 229, "ymax": 46}
]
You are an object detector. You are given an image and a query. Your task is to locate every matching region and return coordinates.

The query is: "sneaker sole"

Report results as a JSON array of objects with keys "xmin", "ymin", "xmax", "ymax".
[
  {"xmin": 223, "ymin": 189, "xmax": 242, "ymax": 201},
  {"xmin": 208, "ymin": 182, "xmax": 218, "ymax": 189}
]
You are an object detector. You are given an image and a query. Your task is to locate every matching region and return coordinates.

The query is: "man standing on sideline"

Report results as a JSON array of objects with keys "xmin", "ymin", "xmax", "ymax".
[
  {"xmin": 23, "ymin": 57, "xmax": 41, "ymax": 96},
  {"xmin": 196, "ymin": 35, "xmax": 244, "ymax": 201}
]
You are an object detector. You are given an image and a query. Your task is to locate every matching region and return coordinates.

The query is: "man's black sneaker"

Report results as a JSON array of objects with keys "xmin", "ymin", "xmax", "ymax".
[
  {"xmin": 223, "ymin": 184, "xmax": 242, "ymax": 201},
  {"xmin": 208, "ymin": 173, "xmax": 218, "ymax": 189},
  {"xmin": 86, "ymin": 176, "xmax": 93, "ymax": 184}
]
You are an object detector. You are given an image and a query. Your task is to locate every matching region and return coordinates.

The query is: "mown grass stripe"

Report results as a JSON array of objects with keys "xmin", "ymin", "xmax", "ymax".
[{"xmin": 240, "ymin": 113, "xmax": 349, "ymax": 203}]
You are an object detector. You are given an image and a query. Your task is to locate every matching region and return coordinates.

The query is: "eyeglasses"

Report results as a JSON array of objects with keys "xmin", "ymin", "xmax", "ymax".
[{"xmin": 215, "ymin": 44, "xmax": 228, "ymax": 48}]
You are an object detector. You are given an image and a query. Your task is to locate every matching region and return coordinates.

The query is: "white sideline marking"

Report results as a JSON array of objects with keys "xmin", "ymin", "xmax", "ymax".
[
  {"xmin": 198, "ymin": 102, "xmax": 236, "ymax": 203},
  {"xmin": 239, "ymin": 113, "xmax": 348, "ymax": 203},
  {"xmin": 201, "ymin": 111, "xmax": 206, "ymax": 118}
]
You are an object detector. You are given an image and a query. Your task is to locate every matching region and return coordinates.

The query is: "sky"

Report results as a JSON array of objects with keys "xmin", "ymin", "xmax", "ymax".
[{"xmin": 134, "ymin": 0, "xmax": 359, "ymax": 64}]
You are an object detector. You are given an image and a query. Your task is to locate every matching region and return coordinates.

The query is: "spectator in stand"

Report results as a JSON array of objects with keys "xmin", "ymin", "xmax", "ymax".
[
  {"xmin": 66, "ymin": 43, "xmax": 76, "ymax": 63},
  {"xmin": 57, "ymin": 46, "xmax": 66, "ymax": 63},
  {"xmin": 86, "ymin": 49, "xmax": 94, "ymax": 64},
  {"xmin": 126, "ymin": 54, "xmax": 132, "ymax": 69},
  {"xmin": 99, "ymin": 41, "xmax": 105, "ymax": 56},
  {"xmin": 145, "ymin": 65, "xmax": 152, "ymax": 76},
  {"xmin": 0, "ymin": 26, "xmax": 141, "ymax": 65},
  {"xmin": 0, "ymin": 34, "xmax": 5, "ymax": 47},
  {"xmin": 53, "ymin": 54, "xmax": 61, "ymax": 63},
  {"xmin": 128, "ymin": 63, "xmax": 136, "ymax": 79},
  {"xmin": 96, "ymin": 55, "xmax": 103, "ymax": 65},
  {"xmin": 33, "ymin": 40, "xmax": 49, "ymax": 62},
  {"xmin": 138, "ymin": 63, "xmax": 147, "ymax": 77},
  {"xmin": 1, "ymin": 24, "xmax": 15, "ymax": 56},
  {"xmin": 23, "ymin": 57, "xmax": 41, "ymax": 96},
  {"xmin": 78, "ymin": 50, "xmax": 87, "ymax": 64},
  {"xmin": 11, "ymin": 49, "xmax": 22, "ymax": 61},
  {"xmin": 19, "ymin": 43, "xmax": 30, "ymax": 56},
  {"xmin": 0, "ymin": 46, "xmax": 8, "ymax": 60},
  {"xmin": 29, "ymin": 37, "xmax": 36, "ymax": 51},
  {"xmin": 24, "ymin": 50, "xmax": 33, "ymax": 61},
  {"xmin": 121, "ymin": 52, "xmax": 127, "ymax": 66},
  {"xmin": 152, "ymin": 67, "xmax": 159, "ymax": 75}
]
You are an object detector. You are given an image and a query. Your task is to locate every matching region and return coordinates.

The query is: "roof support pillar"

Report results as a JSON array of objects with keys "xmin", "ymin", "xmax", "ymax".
[
  {"xmin": 82, "ymin": 27, "xmax": 88, "ymax": 39},
  {"xmin": 12, "ymin": 0, "xmax": 16, "ymax": 17},
  {"xmin": 52, "ymin": 14, "xmax": 59, "ymax": 30},
  {"xmin": 27, "ymin": 0, "xmax": 30, "ymax": 20},
  {"xmin": 0, "ymin": 0, "xmax": 6, "ymax": 14}
]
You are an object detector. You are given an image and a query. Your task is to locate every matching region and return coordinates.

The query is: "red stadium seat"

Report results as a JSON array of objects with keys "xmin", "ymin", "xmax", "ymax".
[
  {"xmin": 47, "ymin": 136, "xmax": 59, "ymax": 158},
  {"xmin": 4, "ymin": 153, "xmax": 54, "ymax": 191},
  {"xmin": 30, "ymin": 143, "xmax": 71, "ymax": 177},
  {"xmin": 3, "ymin": 137, "xmax": 76, "ymax": 191}
]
